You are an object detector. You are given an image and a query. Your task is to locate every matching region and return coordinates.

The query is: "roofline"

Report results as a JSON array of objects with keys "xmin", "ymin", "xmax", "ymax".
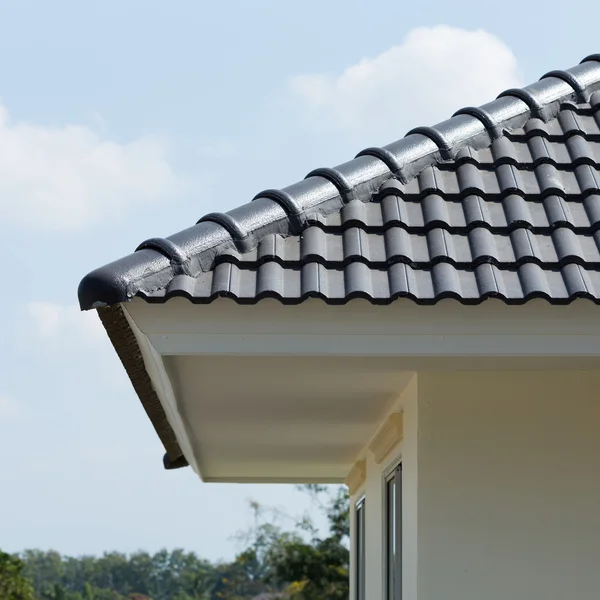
[
  {"xmin": 78, "ymin": 55, "xmax": 600, "ymax": 311},
  {"xmin": 79, "ymin": 54, "xmax": 600, "ymax": 471}
]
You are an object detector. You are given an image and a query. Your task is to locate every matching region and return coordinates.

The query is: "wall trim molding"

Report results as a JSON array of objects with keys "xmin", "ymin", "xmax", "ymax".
[
  {"xmin": 369, "ymin": 413, "xmax": 404, "ymax": 464},
  {"xmin": 345, "ymin": 459, "xmax": 367, "ymax": 495}
]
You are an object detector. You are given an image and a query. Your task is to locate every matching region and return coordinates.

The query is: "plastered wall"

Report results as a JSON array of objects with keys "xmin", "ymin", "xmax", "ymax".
[{"xmin": 350, "ymin": 371, "xmax": 600, "ymax": 600}]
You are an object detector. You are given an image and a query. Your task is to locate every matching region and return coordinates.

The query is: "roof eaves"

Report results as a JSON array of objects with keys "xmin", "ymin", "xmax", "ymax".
[
  {"xmin": 97, "ymin": 304, "xmax": 186, "ymax": 465},
  {"xmin": 78, "ymin": 55, "xmax": 600, "ymax": 311}
]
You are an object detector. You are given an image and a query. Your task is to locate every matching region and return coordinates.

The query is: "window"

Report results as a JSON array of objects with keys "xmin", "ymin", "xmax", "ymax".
[
  {"xmin": 356, "ymin": 498, "xmax": 366, "ymax": 600},
  {"xmin": 386, "ymin": 463, "xmax": 402, "ymax": 600}
]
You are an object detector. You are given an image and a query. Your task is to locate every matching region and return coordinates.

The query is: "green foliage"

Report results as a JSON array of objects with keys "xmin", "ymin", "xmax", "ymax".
[
  {"xmin": 7, "ymin": 484, "xmax": 349, "ymax": 600},
  {"xmin": 18, "ymin": 549, "xmax": 217, "ymax": 600},
  {"xmin": 0, "ymin": 550, "xmax": 36, "ymax": 600},
  {"xmin": 267, "ymin": 486, "xmax": 349, "ymax": 600}
]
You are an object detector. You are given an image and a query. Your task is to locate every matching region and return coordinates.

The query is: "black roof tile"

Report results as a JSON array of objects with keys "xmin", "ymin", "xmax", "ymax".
[{"xmin": 79, "ymin": 55, "xmax": 600, "ymax": 309}]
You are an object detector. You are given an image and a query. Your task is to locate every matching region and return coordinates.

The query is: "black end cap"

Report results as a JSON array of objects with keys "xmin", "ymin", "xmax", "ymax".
[
  {"xmin": 163, "ymin": 453, "xmax": 189, "ymax": 470},
  {"xmin": 77, "ymin": 248, "xmax": 172, "ymax": 311},
  {"xmin": 77, "ymin": 264, "xmax": 130, "ymax": 311}
]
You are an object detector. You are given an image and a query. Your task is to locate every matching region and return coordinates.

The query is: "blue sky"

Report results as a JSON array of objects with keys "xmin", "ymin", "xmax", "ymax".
[{"xmin": 1, "ymin": 0, "xmax": 598, "ymax": 562}]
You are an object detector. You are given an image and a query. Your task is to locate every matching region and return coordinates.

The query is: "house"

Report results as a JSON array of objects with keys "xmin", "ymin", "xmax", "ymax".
[{"xmin": 79, "ymin": 54, "xmax": 600, "ymax": 600}]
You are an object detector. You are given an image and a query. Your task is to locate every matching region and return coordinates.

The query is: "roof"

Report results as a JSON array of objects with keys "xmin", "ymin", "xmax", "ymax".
[
  {"xmin": 79, "ymin": 54, "xmax": 600, "ymax": 470},
  {"xmin": 79, "ymin": 54, "xmax": 600, "ymax": 310}
]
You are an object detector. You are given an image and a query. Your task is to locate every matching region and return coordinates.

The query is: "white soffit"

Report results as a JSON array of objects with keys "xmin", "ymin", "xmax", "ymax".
[
  {"xmin": 120, "ymin": 297, "xmax": 600, "ymax": 482},
  {"xmin": 161, "ymin": 354, "xmax": 412, "ymax": 482}
]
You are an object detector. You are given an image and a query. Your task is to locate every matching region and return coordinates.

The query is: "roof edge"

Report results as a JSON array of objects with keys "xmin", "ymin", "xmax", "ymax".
[
  {"xmin": 79, "ymin": 55, "xmax": 600, "ymax": 311},
  {"xmin": 97, "ymin": 304, "xmax": 186, "ymax": 466}
]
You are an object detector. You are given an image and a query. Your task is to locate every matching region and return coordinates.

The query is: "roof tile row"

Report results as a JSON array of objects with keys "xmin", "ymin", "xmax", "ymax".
[
  {"xmin": 312, "ymin": 194, "xmax": 600, "ymax": 231},
  {"xmin": 141, "ymin": 262, "xmax": 600, "ymax": 304},
  {"xmin": 226, "ymin": 226, "xmax": 600, "ymax": 267},
  {"xmin": 457, "ymin": 136, "xmax": 600, "ymax": 165},
  {"xmin": 373, "ymin": 164, "xmax": 600, "ymax": 197}
]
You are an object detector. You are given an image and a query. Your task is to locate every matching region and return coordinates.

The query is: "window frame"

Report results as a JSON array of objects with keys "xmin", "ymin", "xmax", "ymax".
[{"xmin": 384, "ymin": 459, "xmax": 402, "ymax": 600}]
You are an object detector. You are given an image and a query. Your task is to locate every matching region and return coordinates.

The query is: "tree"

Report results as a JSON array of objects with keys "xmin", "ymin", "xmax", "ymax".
[
  {"xmin": 267, "ymin": 485, "xmax": 349, "ymax": 600},
  {"xmin": 0, "ymin": 550, "xmax": 36, "ymax": 600},
  {"xmin": 20, "ymin": 549, "xmax": 64, "ymax": 596},
  {"xmin": 12, "ymin": 484, "xmax": 350, "ymax": 600},
  {"xmin": 232, "ymin": 485, "xmax": 349, "ymax": 600}
]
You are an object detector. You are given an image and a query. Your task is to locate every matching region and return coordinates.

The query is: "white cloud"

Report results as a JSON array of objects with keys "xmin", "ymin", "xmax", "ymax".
[
  {"xmin": 289, "ymin": 26, "xmax": 523, "ymax": 144},
  {"xmin": 28, "ymin": 302, "xmax": 105, "ymax": 348},
  {"xmin": 0, "ymin": 102, "xmax": 180, "ymax": 231}
]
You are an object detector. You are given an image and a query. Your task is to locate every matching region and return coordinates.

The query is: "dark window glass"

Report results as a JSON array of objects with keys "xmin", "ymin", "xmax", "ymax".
[
  {"xmin": 386, "ymin": 463, "xmax": 402, "ymax": 600},
  {"xmin": 356, "ymin": 499, "xmax": 366, "ymax": 600}
]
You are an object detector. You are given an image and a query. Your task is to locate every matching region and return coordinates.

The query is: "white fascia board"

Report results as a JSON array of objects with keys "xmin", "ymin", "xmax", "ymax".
[{"xmin": 125, "ymin": 297, "xmax": 600, "ymax": 359}]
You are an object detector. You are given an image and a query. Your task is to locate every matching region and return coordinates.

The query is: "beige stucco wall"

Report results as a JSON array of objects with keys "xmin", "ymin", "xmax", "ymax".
[
  {"xmin": 417, "ymin": 371, "xmax": 600, "ymax": 600},
  {"xmin": 350, "ymin": 370, "xmax": 600, "ymax": 600}
]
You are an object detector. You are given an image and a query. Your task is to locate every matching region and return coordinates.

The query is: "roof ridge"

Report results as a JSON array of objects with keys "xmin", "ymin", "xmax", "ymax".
[{"xmin": 78, "ymin": 55, "xmax": 600, "ymax": 310}]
